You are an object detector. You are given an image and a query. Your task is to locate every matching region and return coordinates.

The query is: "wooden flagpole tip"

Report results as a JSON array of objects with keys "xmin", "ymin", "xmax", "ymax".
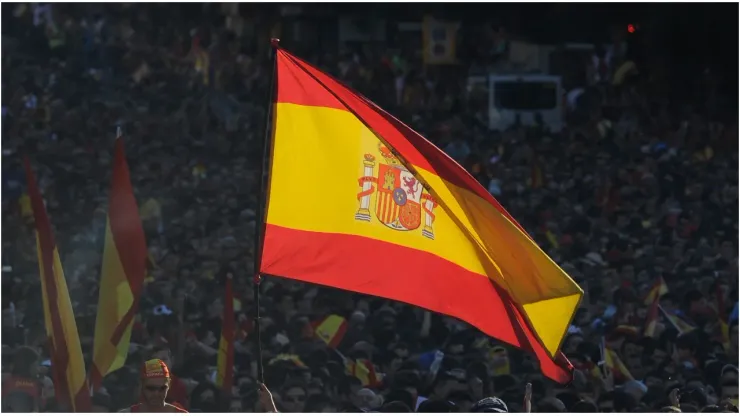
[{"xmin": 270, "ymin": 38, "xmax": 280, "ymax": 48}]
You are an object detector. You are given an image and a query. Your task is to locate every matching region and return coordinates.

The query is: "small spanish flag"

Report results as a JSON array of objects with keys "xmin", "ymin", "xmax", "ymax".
[
  {"xmin": 715, "ymin": 284, "xmax": 731, "ymax": 352},
  {"xmin": 529, "ymin": 156, "xmax": 544, "ymax": 189},
  {"xmin": 269, "ymin": 354, "xmax": 307, "ymax": 368},
  {"xmin": 346, "ymin": 358, "xmax": 381, "ymax": 388},
  {"xmin": 603, "ymin": 347, "xmax": 633, "ymax": 382},
  {"xmin": 643, "ymin": 277, "xmax": 669, "ymax": 305},
  {"xmin": 215, "ymin": 274, "xmax": 235, "ymax": 394},
  {"xmin": 260, "ymin": 44, "xmax": 581, "ymax": 384},
  {"xmin": 660, "ymin": 306, "xmax": 697, "ymax": 335},
  {"xmin": 643, "ymin": 296, "xmax": 660, "ymax": 338},
  {"xmin": 313, "ymin": 315, "xmax": 348, "ymax": 348}
]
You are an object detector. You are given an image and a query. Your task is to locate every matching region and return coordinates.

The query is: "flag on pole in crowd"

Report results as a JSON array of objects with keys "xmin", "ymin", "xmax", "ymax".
[
  {"xmin": 644, "ymin": 295, "xmax": 660, "ymax": 338},
  {"xmin": 259, "ymin": 46, "xmax": 583, "ymax": 383},
  {"xmin": 269, "ymin": 354, "xmax": 307, "ymax": 368},
  {"xmin": 216, "ymin": 274, "xmax": 235, "ymax": 394},
  {"xmin": 345, "ymin": 358, "xmax": 381, "ymax": 388},
  {"xmin": 643, "ymin": 276, "xmax": 669, "ymax": 305},
  {"xmin": 715, "ymin": 284, "xmax": 731, "ymax": 352},
  {"xmin": 24, "ymin": 157, "xmax": 91, "ymax": 411},
  {"xmin": 603, "ymin": 347, "xmax": 634, "ymax": 382},
  {"xmin": 529, "ymin": 156, "xmax": 544, "ymax": 189},
  {"xmin": 313, "ymin": 315, "xmax": 349, "ymax": 348},
  {"xmin": 660, "ymin": 306, "xmax": 697, "ymax": 335},
  {"xmin": 90, "ymin": 134, "xmax": 147, "ymax": 391}
]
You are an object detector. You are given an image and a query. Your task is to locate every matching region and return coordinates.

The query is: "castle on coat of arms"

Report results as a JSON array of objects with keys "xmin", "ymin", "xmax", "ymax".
[{"xmin": 355, "ymin": 142, "xmax": 437, "ymax": 239}]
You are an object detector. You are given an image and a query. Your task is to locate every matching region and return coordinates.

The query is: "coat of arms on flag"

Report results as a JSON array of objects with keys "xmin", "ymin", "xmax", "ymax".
[{"xmin": 355, "ymin": 142, "xmax": 437, "ymax": 239}]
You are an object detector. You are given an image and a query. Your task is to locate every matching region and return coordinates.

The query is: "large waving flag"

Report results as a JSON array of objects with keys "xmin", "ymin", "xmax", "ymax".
[
  {"xmin": 259, "ymin": 46, "xmax": 582, "ymax": 382},
  {"xmin": 90, "ymin": 135, "xmax": 147, "ymax": 390},
  {"xmin": 24, "ymin": 157, "xmax": 91, "ymax": 411},
  {"xmin": 216, "ymin": 274, "xmax": 235, "ymax": 394}
]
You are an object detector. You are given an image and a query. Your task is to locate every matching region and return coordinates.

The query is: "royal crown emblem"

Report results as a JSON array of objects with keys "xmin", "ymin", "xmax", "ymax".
[{"xmin": 355, "ymin": 143, "xmax": 437, "ymax": 239}]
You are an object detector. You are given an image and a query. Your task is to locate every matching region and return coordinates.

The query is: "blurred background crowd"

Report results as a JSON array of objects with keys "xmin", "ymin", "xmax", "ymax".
[{"xmin": 1, "ymin": 2, "xmax": 738, "ymax": 413}]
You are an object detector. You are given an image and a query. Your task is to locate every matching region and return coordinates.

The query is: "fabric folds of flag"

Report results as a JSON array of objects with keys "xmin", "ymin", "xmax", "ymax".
[
  {"xmin": 216, "ymin": 274, "xmax": 235, "ymax": 394},
  {"xmin": 644, "ymin": 296, "xmax": 660, "ymax": 338},
  {"xmin": 345, "ymin": 358, "xmax": 381, "ymax": 388},
  {"xmin": 259, "ymin": 47, "xmax": 583, "ymax": 383},
  {"xmin": 715, "ymin": 285, "xmax": 731, "ymax": 351},
  {"xmin": 660, "ymin": 306, "xmax": 697, "ymax": 335},
  {"xmin": 90, "ymin": 137, "xmax": 147, "ymax": 391},
  {"xmin": 313, "ymin": 315, "xmax": 349, "ymax": 348},
  {"xmin": 604, "ymin": 347, "xmax": 634, "ymax": 382},
  {"xmin": 643, "ymin": 277, "xmax": 669, "ymax": 305},
  {"xmin": 529, "ymin": 156, "xmax": 544, "ymax": 189},
  {"xmin": 24, "ymin": 157, "xmax": 91, "ymax": 411}
]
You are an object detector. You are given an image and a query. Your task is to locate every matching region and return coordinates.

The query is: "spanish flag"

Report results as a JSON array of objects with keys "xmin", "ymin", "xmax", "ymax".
[
  {"xmin": 715, "ymin": 284, "xmax": 731, "ymax": 352},
  {"xmin": 529, "ymin": 156, "xmax": 544, "ymax": 189},
  {"xmin": 660, "ymin": 306, "xmax": 697, "ymax": 335},
  {"xmin": 216, "ymin": 274, "xmax": 235, "ymax": 394},
  {"xmin": 90, "ymin": 136, "xmax": 147, "ymax": 391},
  {"xmin": 24, "ymin": 157, "xmax": 91, "ymax": 411},
  {"xmin": 313, "ymin": 315, "xmax": 348, "ymax": 348},
  {"xmin": 259, "ymin": 47, "xmax": 582, "ymax": 383},
  {"xmin": 643, "ymin": 276, "xmax": 669, "ymax": 305},
  {"xmin": 345, "ymin": 358, "xmax": 381, "ymax": 388},
  {"xmin": 644, "ymin": 296, "xmax": 660, "ymax": 338},
  {"xmin": 603, "ymin": 347, "xmax": 634, "ymax": 382}
]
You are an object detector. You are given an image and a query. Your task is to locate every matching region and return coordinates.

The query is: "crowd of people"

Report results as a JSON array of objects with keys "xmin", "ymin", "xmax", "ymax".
[{"xmin": 2, "ymin": 3, "xmax": 738, "ymax": 413}]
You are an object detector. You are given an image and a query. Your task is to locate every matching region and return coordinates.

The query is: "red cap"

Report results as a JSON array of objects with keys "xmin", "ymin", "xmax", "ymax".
[{"xmin": 141, "ymin": 359, "xmax": 170, "ymax": 380}]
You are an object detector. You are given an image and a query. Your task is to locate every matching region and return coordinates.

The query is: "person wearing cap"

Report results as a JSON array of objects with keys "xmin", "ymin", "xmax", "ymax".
[
  {"xmin": 152, "ymin": 345, "xmax": 189, "ymax": 409},
  {"xmin": 119, "ymin": 359, "xmax": 187, "ymax": 413}
]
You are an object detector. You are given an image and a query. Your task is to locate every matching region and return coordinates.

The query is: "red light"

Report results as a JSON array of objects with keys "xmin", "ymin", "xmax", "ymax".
[{"xmin": 627, "ymin": 24, "xmax": 636, "ymax": 33}]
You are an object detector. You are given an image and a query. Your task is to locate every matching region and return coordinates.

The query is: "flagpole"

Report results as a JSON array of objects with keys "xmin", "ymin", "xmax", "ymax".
[{"xmin": 252, "ymin": 38, "xmax": 280, "ymax": 385}]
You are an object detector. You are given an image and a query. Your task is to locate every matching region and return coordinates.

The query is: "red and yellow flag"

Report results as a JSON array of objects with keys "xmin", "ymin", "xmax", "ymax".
[
  {"xmin": 644, "ymin": 296, "xmax": 660, "ymax": 338},
  {"xmin": 644, "ymin": 276, "xmax": 669, "ymax": 305},
  {"xmin": 660, "ymin": 306, "xmax": 697, "ymax": 335},
  {"xmin": 90, "ymin": 137, "xmax": 147, "ymax": 390},
  {"xmin": 529, "ymin": 156, "xmax": 544, "ymax": 189},
  {"xmin": 604, "ymin": 347, "xmax": 634, "ymax": 382},
  {"xmin": 259, "ymin": 47, "xmax": 582, "ymax": 383},
  {"xmin": 313, "ymin": 315, "xmax": 349, "ymax": 348},
  {"xmin": 216, "ymin": 274, "xmax": 235, "ymax": 394},
  {"xmin": 24, "ymin": 157, "xmax": 91, "ymax": 411},
  {"xmin": 345, "ymin": 358, "xmax": 381, "ymax": 388},
  {"xmin": 715, "ymin": 284, "xmax": 731, "ymax": 352}
]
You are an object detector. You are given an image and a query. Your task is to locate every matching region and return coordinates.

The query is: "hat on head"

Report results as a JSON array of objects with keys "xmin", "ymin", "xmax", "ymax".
[
  {"xmin": 471, "ymin": 397, "xmax": 508, "ymax": 413},
  {"xmin": 141, "ymin": 359, "xmax": 170, "ymax": 380}
]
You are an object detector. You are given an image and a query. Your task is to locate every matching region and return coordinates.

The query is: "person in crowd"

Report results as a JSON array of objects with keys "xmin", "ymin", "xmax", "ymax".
[
  {"xmin": 119, "ymin": 359, "xmax": 187, "ymax": 413},
  {"xmin": 1, "ymin": 347, "xmax": 42, "ymax": 412}
]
